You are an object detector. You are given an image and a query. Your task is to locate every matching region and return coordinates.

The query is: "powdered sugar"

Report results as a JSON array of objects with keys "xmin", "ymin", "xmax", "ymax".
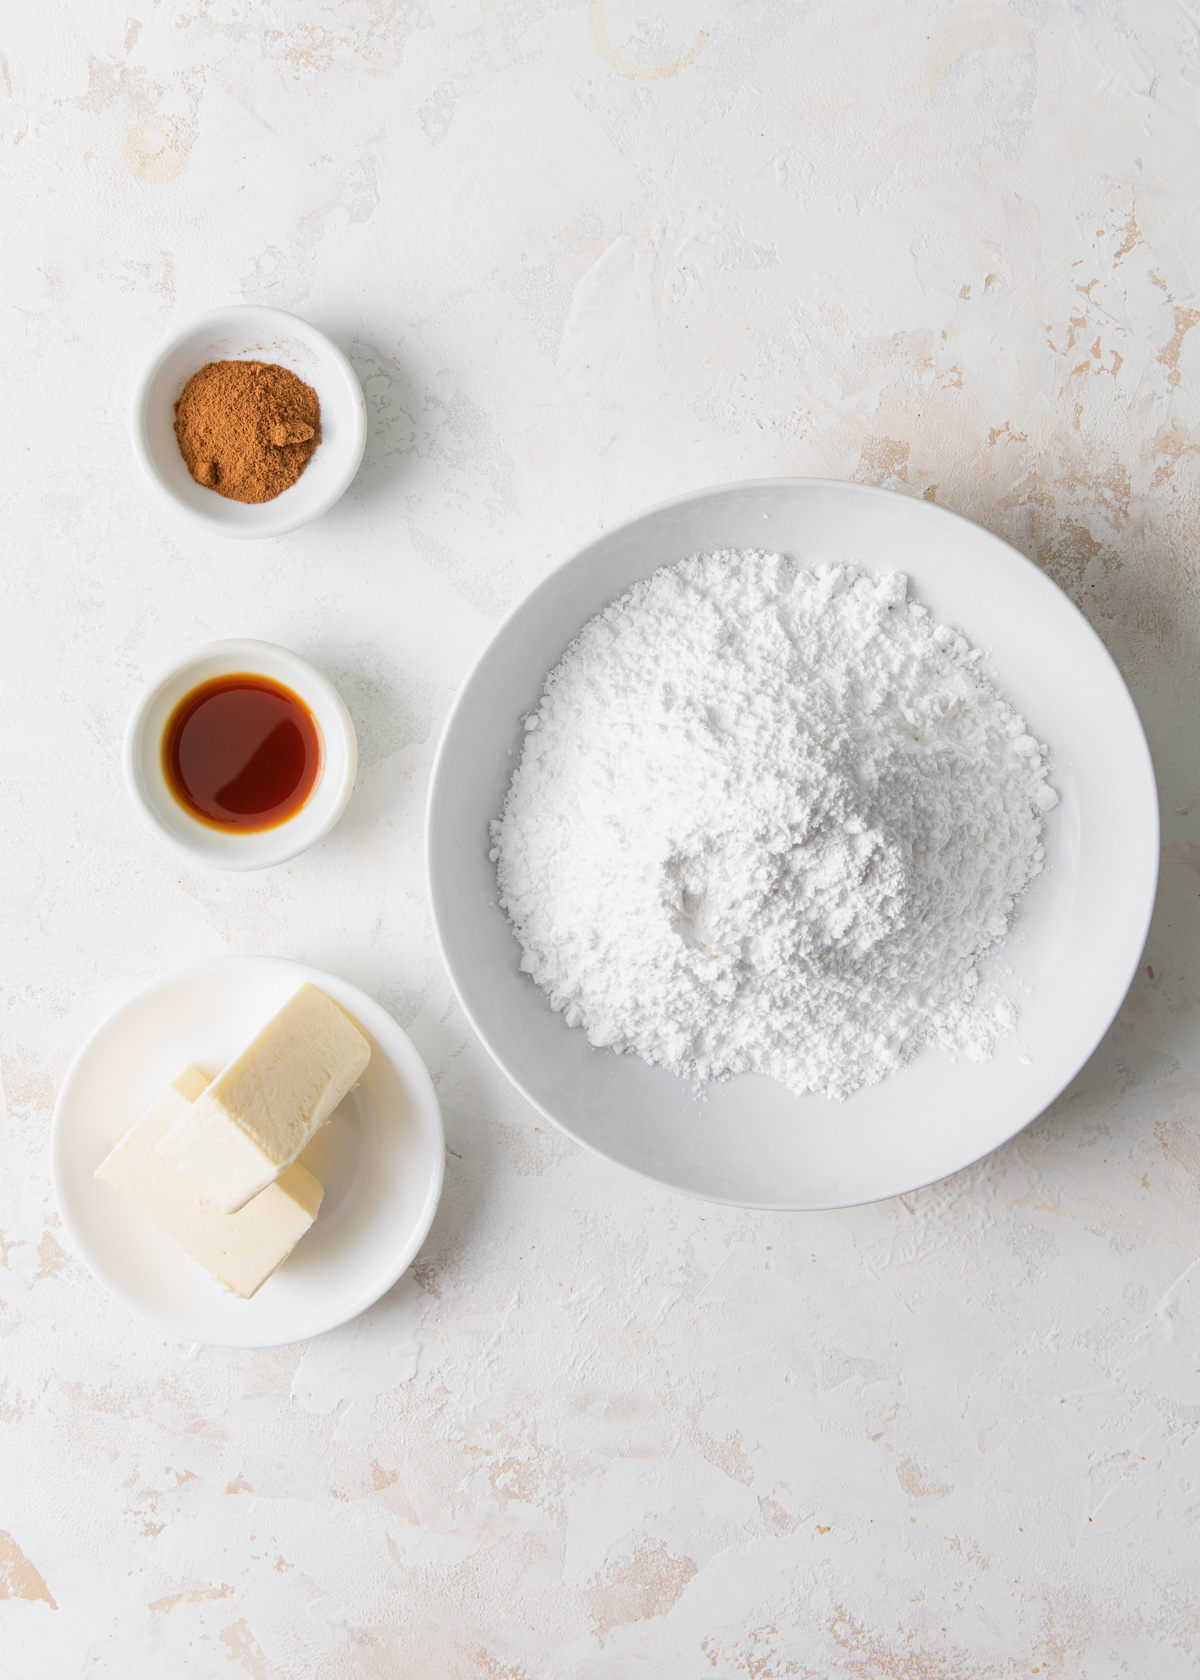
[{"xmin": 490, "ymin": 550, "xmax": 1056, "ymax": 1100}]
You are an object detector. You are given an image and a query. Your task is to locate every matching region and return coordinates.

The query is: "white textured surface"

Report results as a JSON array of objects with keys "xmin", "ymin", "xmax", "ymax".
[{"xmin": 0, "ymin": 2, "xmax": 1196, "ymax": 1674}]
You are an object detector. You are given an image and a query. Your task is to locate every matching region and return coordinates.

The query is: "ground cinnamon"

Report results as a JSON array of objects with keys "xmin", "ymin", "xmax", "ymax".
[{"xmin": 173, "ymin": 360, "xmax": 321, "ymax": 504}]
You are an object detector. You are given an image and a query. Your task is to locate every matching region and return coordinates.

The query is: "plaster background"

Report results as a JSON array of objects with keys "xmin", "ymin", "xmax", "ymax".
[{"xmin": 2, "ymin": 1, "xmax": 1199, "ymax": 1674}]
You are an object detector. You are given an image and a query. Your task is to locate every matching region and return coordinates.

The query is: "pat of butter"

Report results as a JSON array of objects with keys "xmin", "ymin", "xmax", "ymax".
[
  {"xmin": 95, "ymin": 1066, "xmax": 324, "ymax": 1299},
  {"xmin": 156, "ymin": 984, "xmax": 370, "ymax": 1213}
]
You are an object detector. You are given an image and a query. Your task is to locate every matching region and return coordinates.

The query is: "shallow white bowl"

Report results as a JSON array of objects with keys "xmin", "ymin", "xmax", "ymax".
[
  {"xmin": 52, "ymin": 957, "xmax": 444, "ymax": 1348},
  {"xmin": 124, "ymin": 638, "xmax": 357, "ymax": 871},
  {"xmin": 130, "ymin": 305, "xmax": 366, "ymax": 538},
  {"xmin": 427, "ymin": 478, "xmax": 1159, "ymax": 1211}
]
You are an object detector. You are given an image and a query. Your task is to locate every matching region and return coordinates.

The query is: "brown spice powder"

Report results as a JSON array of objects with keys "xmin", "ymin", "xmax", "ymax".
[{"xmin": 173, "ymin": 360, "xmax": 322, "ymax": 504}]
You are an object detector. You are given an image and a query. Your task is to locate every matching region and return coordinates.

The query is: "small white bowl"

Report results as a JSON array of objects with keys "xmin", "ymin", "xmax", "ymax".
[
  {"xmin": 124, "ymin": 639, "xmax": 357, "ymax": 871},
  {"xmin": 130, "ymin": 305, "xmax": 367, "ymax": 539}
]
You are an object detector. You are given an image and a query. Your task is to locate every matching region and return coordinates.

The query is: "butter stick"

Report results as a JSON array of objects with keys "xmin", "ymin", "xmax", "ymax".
[
  {"xmin": 156, "ymin": 985, "xmax": 370, "ymax": 1214},
  {"xmin": 96, "ymin": 1066, "xmax": 324, "ymax": 1299}
]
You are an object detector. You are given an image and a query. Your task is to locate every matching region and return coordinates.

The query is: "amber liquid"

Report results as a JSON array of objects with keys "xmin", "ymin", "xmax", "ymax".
[{"xmin": 163, "ymin": 674, "xmax": 322, "ymax": 833}]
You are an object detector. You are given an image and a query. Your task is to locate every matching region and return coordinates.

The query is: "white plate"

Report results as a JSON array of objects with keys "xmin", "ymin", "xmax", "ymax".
[
  {"xmin": 52, "ymin": 958, "xmax": 444, "ymax": 1346},
  {"xmin": 129, "ymin": 305, "xmax": 367, "ymax": 540},
  {"xmin": 427, "ymin": 479, "xmax": 1159, "ymax": 1210}
]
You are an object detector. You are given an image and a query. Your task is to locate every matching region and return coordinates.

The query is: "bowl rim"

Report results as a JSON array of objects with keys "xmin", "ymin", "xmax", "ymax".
[
  {"xmin": 123, "ymin": 637, "xmax": 358, "ymax": 871},
  {"xmin": 128, "ymin": 304, "xmax": 367, "ymax": 540},
  {"xmin": 425, "ymin": 475, "xmax": 1160, "ymax": 1210}
]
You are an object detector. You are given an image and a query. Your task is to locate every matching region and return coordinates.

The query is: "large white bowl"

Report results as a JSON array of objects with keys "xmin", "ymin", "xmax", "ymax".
[
  {"xmin": 427, "ymin": 479, "xmax": 1159, "ymax": 1210},
  {"xmin": 130, "ymin": 305, "xmax": 366, "ymax": 539}
]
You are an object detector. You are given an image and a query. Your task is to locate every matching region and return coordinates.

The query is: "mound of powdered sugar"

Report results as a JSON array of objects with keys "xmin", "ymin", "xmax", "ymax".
[{"xmin": 490, "ymin": 550, "xmax": 1057, "ymax": 1101}]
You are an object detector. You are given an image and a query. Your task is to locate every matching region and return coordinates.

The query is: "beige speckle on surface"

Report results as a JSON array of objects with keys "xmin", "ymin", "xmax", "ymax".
[
  {"xmin": 122, "ymin": 123, "xmax": 191, "ymax": 185},
  {"xmin": 0, "ymin": 1533, "xmax": 55, "ymax": 1610},
  {"xmin": 587, "ymin": 1540, "xmax": 698, "ymax": 1640},
  {"xmin": 2, "ymin": 0, "xmax": 1199, "ymax": 1674},
  {"xmin": 219, "ymin": 1618, "xmax": 271, "ymax": 1678},
  {"xmin": 586, "ymin": 1, "xmax": 709, "ymax": 81}
]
